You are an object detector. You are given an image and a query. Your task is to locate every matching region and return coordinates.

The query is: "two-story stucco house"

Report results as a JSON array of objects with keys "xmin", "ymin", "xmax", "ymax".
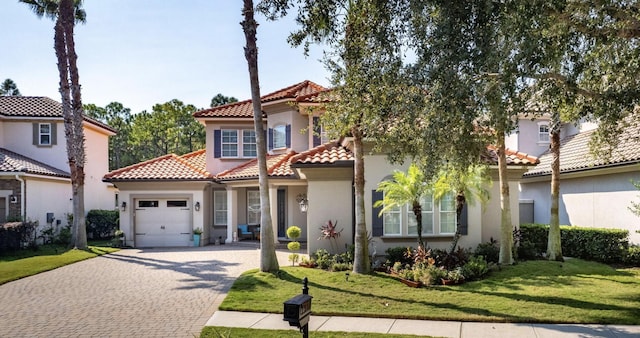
[
  {"xmin": 104, "ymin": 80, "xmax": 539, "ymax": 254},
  {"xmin": 0, "ymin": 96, "xmax": 116, "ymax": 229}
]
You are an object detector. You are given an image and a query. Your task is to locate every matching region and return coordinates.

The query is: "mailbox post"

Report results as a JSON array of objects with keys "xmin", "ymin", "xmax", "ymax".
[{"xmin": 283, "ymin": 277, "xmax": 312, "ymax": 338}]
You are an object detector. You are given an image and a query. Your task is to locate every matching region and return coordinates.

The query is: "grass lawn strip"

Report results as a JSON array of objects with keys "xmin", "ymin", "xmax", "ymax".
[
  {"xmin": 0, "ymin": 244, "xmax": 119, "ymax": 285},
  {"xmin": 220, "ymin": 259, "xmax": 640, "ymax": 325},
  {"xmin": 201, "ymin": 327, "xmax": 432, "ymax": 337}
]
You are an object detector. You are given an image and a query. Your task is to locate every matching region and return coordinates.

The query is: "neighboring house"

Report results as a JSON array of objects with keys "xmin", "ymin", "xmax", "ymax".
[
  {"xmin": 104, "ymin": 80, "xmax": 539, "ymax": 255},
  {"xmin": 520, "ymin": 122, "xmax": 640, "ymax": 244},
  {"xmin": 0, "ymin": 96, "xmax": 116, "ymax": 229}
]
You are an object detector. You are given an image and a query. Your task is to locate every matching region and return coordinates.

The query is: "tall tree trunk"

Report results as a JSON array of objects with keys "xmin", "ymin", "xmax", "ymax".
[
  {"xmin": 55, "ymin": 0, "xmax": 87, "ymax": 249},
  {"xmin": 412, "ymin": 200, "xmax": 424, "ymax": 248},
  {"xmin": 497, "ymin": 133, "xmax": 514, "ymax": 265},
  {"xmin": 449, "ymin": 191, "xmax": 465, "ymax": 255},
  {"xmin": 547, "ymin": 112, "xmax": 563, "ymax": 261},
  {"xmin": 351, "ymin": 130, "xmax": 370, "ymax": 274},
  {"xmin": 242, "ymin": 0, "xmax": 279, "ymax": 272}
]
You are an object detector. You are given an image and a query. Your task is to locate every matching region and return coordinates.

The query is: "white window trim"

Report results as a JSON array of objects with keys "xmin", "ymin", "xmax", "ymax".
[
  {"xmin": 221, "ymin": 129, "xmax": 238, "ymax": 158},
  {"xmin": 438, "ymin": 194, "xmax": 457, "ymax": 235},
  {"xmin": 39, "ymin": 123, "xmax": 52, "ymax": 146},
  {"xmin": 242, "ymin": 129, "xmax": 257, "ymax": 158},
  {"xmin": 273, "ymin": 124, "xmax": 286, "ymax": 150},
  {"xmin": 382, "ymin": 193, "xmax": 456, "ymax": 237},
  {"xmin": 537, "ymin": 121, "xmax": 550, "ymax": 144}
]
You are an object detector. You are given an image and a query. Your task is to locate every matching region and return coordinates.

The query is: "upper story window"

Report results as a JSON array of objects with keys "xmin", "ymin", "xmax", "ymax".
[
  {"xmin": 221, "ymin": 130, "xmax": 238, "ymax": 157},
  {"xmin": 214, "ymin": 129, "xmax": 257, "ymax": 159},
  {"xmin": 272, "ymin": 124, "xmax": 286, "ymax": 149},
  {"xmin": 39, "ymin": 123, "xmax": 51, "ymax": 145},
  {"xmin": 242, "ymin": 130, "xmax": 257, "ymax": 157},
  {"xmin": 538, "ymin": 122, "xmax": 550, "ymax": 143}
]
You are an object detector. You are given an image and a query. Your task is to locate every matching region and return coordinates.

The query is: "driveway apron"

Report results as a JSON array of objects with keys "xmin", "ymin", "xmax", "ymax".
[{"xmin": 0, "ymin": 245, "xmax": 284, "ymax": 338}]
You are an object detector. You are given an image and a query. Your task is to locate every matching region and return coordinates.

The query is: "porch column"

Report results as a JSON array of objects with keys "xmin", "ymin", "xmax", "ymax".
[{"xmin": 226, "ymin": 186, "xmax": 238, "ymax": 244}]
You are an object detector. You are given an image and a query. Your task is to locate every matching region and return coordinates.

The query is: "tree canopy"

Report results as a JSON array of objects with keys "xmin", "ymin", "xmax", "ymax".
[{"xmin": 0, "ymin": 79, "xmax": 21, "ymax": 96}]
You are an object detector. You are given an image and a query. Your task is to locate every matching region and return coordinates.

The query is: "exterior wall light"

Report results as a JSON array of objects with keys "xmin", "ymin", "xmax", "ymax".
[
  {"xmin": 194, "ymin": 201, "xmax": 201, "ymax": 211},
  {"xmin": 120, "ymin": 201, "xmax": 127, "ymax": 211},
  {"xmin": 296, "ymin": 193, "xmax": 308, "ymax": 213}
]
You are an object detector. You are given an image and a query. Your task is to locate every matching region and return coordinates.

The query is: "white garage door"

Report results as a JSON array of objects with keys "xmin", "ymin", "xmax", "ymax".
[{"xmin": 135, "ymin": 199, "xmax": 191, "ymax": 247}]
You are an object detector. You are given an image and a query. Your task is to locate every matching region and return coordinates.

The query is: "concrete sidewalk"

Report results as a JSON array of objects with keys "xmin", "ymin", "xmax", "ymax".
[{"xmin": 207, "ymin": 311, "xmax": 640, "ymax": 337}]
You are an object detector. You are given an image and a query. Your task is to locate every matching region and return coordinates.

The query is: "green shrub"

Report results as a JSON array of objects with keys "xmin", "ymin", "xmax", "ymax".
[
  {"xmin": 519, "ymin": 223, "xmax": 629, "ymax": 264},
  {"xmin": 415, "ymin": 265, "xmax": 446, "ymax": 285},
  {"xmin": 286, "ymin": 226, "xmax": 301, "ymax": 240},
  {"xmin": 55, "ymin": 225, "xmax": 71, "ymax": 245},
  {"xmin": 474, "ymin": 238, "xmax": 499, "ymax": 263},
  {"xmin": 385, "ymin": 246, "xmax": 413, "ymax": 266},
  {"xmin": 461, "ymin": 255, "xmax": 489, "ymax": 281},
  {"xmin": 287, "ymin": 241, "xmax": 301, "ymax": 251},
  {"xmin": 86, "ymin": 210, "xmax": 119, "ymax": 239},
  {"xmin": 331, "ymin": 262, "xmax": 351, "ymax": 271},
  {"xmin": 623, "ymin": 246, "xmax": 640, "ymax": 267},
  {"xmin": 312, "ymin": 249, "xmax": 334, "ymax": 270},
  {"xmin": 0, "ymin": 221, "xmax": 37, "ymax": 253}
]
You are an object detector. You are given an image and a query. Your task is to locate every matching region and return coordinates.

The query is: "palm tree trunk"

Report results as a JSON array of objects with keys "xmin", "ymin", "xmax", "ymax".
[
  {"xmin": 449, "ymin": 191, "xmax": 465, "ymax": 255},
  {"xmin": 242, "ymin": 0, "xmax": 279, "ymax": 272},
  {"xmin": 413, "ymin": 201, "xmax": 424, "ymax": 248},
  {"xmin": 547, "ymin": 112, "xmax": 563, "ymax": 261},
  {"xmin": 497, "ymin": 133, "xmax": 514, "ymax": 265},
  {"xmin": 352, "ymin": 130, "xmax": 370, "ymax": 274}
]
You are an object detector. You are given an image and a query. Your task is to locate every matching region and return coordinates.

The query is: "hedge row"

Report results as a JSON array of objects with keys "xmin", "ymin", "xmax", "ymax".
[
  {"xmin": 518, "ymin": 223, "xmax": 629, "ymax": 263},
  {"xmin": 0, "ymin": 222, "xmax": 36, "ymax": 253},
  {"xmin": 86, "ymin": 210, "xmax": 119, "ymax": 239}
]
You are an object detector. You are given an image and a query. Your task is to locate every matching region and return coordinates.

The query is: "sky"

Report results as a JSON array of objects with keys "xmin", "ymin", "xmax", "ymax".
[{"xmin": 0, "ymin": 1, "xmax": 331, "ymax": 113}]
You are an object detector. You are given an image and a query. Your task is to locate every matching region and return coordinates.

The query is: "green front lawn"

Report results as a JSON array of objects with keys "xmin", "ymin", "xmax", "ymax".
[
  {"xmin": 202, "ymin": 327, "xmax": 430, "ymax": 338},
  {"xmin": 220, "ymin": 259, "xmax": 640, "ymax": 324},
  {"xmin": 0, "ymin": 244, "xmax": 119, "ymax": 285}
]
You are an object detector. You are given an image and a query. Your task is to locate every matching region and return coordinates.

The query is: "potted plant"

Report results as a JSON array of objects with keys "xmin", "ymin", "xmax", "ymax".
[
  {"xmin": 442, "ymin": 267, "xmax": 465, "ymax": 285},
  {"xmin": 193, "ymin": 228, "xmax": 203, "ymax": 247}
]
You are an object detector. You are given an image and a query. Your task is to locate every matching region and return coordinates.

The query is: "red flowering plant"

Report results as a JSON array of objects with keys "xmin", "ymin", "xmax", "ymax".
[{"xmin": 318, "ymin": 220, "xmax": 343, "ymax": 253}]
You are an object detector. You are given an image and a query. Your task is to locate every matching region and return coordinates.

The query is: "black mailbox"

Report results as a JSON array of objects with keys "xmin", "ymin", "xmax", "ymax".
[{"xmin": 283, "ymin": 293, "xmax": 312, "ymax": 327}]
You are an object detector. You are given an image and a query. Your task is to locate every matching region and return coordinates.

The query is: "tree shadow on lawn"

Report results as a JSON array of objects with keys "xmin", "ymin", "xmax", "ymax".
[{"xmin": 102, "ymin": 250, "xmax": 243, "ymax": 292}]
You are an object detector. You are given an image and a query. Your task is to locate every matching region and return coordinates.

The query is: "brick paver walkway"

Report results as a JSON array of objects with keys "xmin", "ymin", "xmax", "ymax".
[{"xmin": 0, "ymin": 244, "xmax": 287, "ymax": 338}]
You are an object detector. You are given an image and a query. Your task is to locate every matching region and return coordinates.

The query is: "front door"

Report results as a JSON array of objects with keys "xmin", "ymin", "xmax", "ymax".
[{"xmin": 277, "ymin": 189, "xmax": 286, "ymax": 238}]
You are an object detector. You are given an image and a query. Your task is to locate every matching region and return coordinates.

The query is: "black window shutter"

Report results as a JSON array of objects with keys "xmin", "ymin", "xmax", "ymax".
[
  {"xmin": 372, "ymin": 190, "xmax": 384, "ymax": 236},
  {"xmin": 268, "ymin": 128, "xmax": 274, "ymax": 150},
  {"xmin": 51, "ymin": 123, "xmax": 57, "ymax": 145},
  {"xmin": 285, "ymin": 124, "xmax": 291, "ymax": 148},
  {"xmin": 32, "ymin": 123, "xmax": 38, "ymax": 145},
  {"xmin": 213, "ymin": 130, "xmax": 221, "ymax": 158},
  {"xmin": 312, "ymin": 117, "xmax": 321, "ymax": 147},
  {"xmin": 458, "ymin": 203, "xmax": 468, "ymax": 235}
]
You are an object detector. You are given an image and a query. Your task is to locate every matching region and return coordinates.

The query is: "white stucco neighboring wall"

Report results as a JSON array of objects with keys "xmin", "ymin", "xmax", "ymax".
[
  {"xmin": 2, "ymin": 120, "xmax": 68, "ymax": 171},
  {"xmin": 84, "ymin": 125, "xmax": 115, "ymax": 211},
  {"xmin": 521, "ymin": 168, "xmax": 640, "ymax": 244},
  {"xmin": 24, "ymin": 176, "xmax": 73, "ymax": 231}
]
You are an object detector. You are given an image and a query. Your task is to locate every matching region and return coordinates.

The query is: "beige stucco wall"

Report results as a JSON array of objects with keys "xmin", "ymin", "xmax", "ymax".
[
  {"xmin": 114, "ymin": 181, "xmax": 208, "ymax": 247},
  {"xmin": 24, "ymin": 176, "xmax": 73, "ymax": 230},
  {"xmin": 521, "ymin": 168, "xmax": 640, "ymax": 244},
  {"xmin": 204, "ymin": 121, "xmax": 261, "ymax": 175},
  {"xmin": 84, "ymin": 125, "xmax": 116, "ymax": 211},
  {"xmin": 480, "ymin": 168, "xmax": 523, "ymax": 244},
  {"xmin": 2, "ymin": 120, "xmax": 68, "ymax": 171}
]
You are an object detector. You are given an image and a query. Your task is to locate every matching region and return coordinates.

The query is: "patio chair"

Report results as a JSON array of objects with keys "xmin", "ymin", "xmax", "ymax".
[{"xmin": 237, "ymin": 224, "xmax": 253, "ymax": 240}]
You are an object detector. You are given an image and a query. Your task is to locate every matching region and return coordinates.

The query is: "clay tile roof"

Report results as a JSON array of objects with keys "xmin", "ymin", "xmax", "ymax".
[
  {"xmin": 0, "ymin": 96, "xmax": 116, "ymax": 133},
  {"xmin": 523, "ymin": 123, "xmax": 640, "ymax": 177},
  {"xmin": 216, "ymin": 152, "xmax": 297, "ymax": 181},
  {"xmin": 291, "ymin": 140, "xmax": 354, "ymax": 165},
  {"xmin": 193, "ymin": 80, "xmax": 328, "ymax": 118},
  {"xmin": 483, "ymin": 146, "xmax": 540, "ymax": 166},
  {"xmin": 0, "ymin": 148, "xmax": 70, "ymax": 178},
  {"xmin": 103, "ymin": 151, "xmax": 212, "ymax": 181}
]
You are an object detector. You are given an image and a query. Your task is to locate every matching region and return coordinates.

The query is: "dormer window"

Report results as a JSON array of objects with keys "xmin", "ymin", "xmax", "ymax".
[
  {"xmin": 221, "ymin": 130, "xmax": 238, "ymax": 157},
  {"xmin": 538, "ymin": 122, "xmax": 550, "ymax": 143},
  {"xmin": 273, "ymin": 125, "xmax": 286, "ymax": 149},
  {"xmin": 39, "ymin": 123, "xmax": 51, "ymax": 145}
]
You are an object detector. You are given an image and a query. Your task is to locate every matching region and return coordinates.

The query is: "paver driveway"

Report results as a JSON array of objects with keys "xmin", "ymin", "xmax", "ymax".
[{"xmin": 0, "ymin": 245, "xmax": 289, "ymax": 338}]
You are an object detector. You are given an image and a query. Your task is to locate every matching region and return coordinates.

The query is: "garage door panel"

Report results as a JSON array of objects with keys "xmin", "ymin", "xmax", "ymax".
[{"xmin": 135, "ymin": 199, "xmax": 191, "ymax": 247}]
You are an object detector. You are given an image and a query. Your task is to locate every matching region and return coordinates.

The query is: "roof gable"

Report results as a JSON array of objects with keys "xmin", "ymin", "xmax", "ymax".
[
  {"xmin": 215, "ymin": 152, "xmax": 297, "ymax": 181},
  {"xmin": 103, "ymin": 150, "xmax": 211, "ymax": 181},
  {"xmin": 193, "ymin": 80, "xmax": 328, "ymax": 119}
]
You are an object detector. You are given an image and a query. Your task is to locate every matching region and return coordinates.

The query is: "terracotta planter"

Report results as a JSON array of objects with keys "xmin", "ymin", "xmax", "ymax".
[{"xmin": 399, "ymin": 278, "xmax": 422, "ymax": 288}]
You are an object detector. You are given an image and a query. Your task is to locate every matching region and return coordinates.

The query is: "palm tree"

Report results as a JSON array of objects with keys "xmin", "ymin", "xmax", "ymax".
[
  {"xmin": 374, "ymin": 164, "xmax": 431, "ymax": 248},
  {"xmin": 432, "ymin": 164, "xmax": 491, "ymax": 254},
  {"xmin": 21, "ymin": 0, "xmax": 88, "ymax": 249},
  {"xmin": 241, "ymin": 0, "xmax": 279, "ymax": 272}
]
